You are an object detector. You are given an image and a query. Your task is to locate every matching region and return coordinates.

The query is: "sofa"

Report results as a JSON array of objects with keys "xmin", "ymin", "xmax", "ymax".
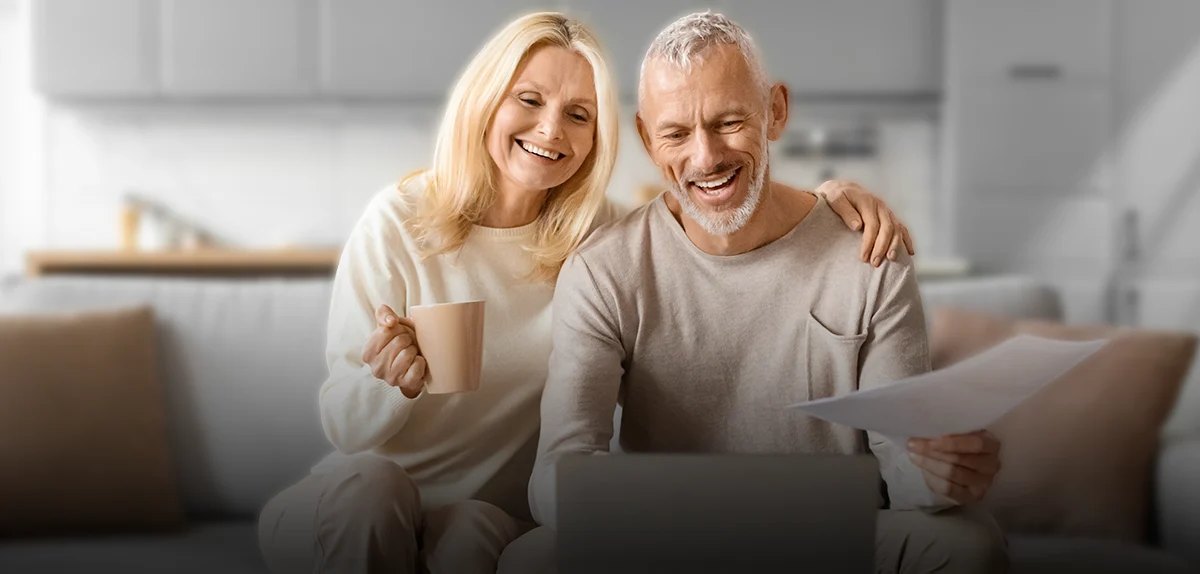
[{"xmin": 0, "ymin": 273, "xmax": 1197, "ymax": 574}]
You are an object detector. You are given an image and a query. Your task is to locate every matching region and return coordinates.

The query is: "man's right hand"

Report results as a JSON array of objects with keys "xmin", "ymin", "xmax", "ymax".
[{"xmin": 362, "ymin": 304, "xmax": 427, "ymax": 398}]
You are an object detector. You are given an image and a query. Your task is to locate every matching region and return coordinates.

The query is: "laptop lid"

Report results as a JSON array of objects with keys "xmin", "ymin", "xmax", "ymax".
[{"xmin": 556, "ymin": 454, "xmax": 879, "ymax": 574}]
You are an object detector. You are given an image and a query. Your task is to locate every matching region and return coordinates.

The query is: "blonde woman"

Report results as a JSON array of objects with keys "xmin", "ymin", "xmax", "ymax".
[{"xmin": 258, "ymin": 12, "xmax": 914, "ymax": 574}]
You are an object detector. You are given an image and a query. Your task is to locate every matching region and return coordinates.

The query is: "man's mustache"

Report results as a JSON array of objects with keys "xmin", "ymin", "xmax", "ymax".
[{"xmin": 681, "ymin": 162, "xmax": 743, "ymax": 183}]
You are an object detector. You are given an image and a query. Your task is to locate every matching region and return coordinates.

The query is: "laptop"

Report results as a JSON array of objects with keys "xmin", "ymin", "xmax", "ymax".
[{"xmin": 556, "ymin": 454, "xmax": 879, "ymax": 574}]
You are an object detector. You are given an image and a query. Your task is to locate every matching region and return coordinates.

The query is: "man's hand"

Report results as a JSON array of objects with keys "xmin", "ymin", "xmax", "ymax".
[
  {"xmin": 361, "ymin": 304, "xmax": 427, "ymax": 399},
  {"xmin": 816, "ymin": 179, "xmax": 915, "ymax": 267},
  {"xmin": 907, "ymin": 430, "xmax": 1001, "ymax": 504}
]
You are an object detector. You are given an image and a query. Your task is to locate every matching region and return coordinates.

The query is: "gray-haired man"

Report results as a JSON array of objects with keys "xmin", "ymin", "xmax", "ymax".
[{"xmin": 499, "ymin": 12, "xmax": 1008, "ymax": 574}]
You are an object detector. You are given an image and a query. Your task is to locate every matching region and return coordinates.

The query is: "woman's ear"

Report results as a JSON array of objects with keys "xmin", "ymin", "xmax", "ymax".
[{"xmin": 766, "ymin": 82, "xmax": 789, "ymax": 141}]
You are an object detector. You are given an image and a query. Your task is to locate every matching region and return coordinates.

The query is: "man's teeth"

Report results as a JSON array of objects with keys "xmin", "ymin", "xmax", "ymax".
[
  {"xmin": 520, "ymin": 141, "xmax": 561, "ymax": 160},
  {"xmin": 693, "ymin": 171, "xmax": 736, "ymax": 192}
]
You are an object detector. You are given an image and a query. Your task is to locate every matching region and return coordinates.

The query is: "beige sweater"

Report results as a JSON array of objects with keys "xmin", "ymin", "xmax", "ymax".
[
  {"xmin": 530, "ymin": 192, "xmax": 953, "ymax": 528},
  {"xmin": 315, "ymin": 178, "xmax": 618, "ymax": 520}
]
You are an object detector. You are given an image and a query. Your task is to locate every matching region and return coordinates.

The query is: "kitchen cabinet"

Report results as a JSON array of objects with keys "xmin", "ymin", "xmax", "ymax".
[
  {"xmin": 954, "ymin": 195, "xmax": 1113, "ymax": 267},
  {"xmin": 561, "ymin": 0, "xmax": 700, "ymax": 100},
  {"xmin": 31, "ymin": 0, "xmax": 942, "ymax": 99},
  {"xmin": 319, "ymin": 0, "xmax": 548, "ymax": 98},
  {"xmin": 941, "ymin": 0, "xmax": 1117, "ymax": 321},
  {"xmin": 31, "ymin": 0, "xmax": 159, "ymax": 96},
  {"xmin": 559, "ymin": 0, "xmax": 941, "ymax": 99},
  {"xmin": 717, "ymin": 0, "xmax": 942, "ymax": 95},
  {"xmin": 948, "ymin": 84, "xmax": 1112, "ymax": 194},
  {"xmin": 946, "ymin": 0, "xmax": 1112, "ymax": 84},
  {"xmin": 942, "ymin": 0, "xmax": 1115, "ymax": 199},
  {"xmin": 161, "ymin": 0, "xmax": 318, "ymax": 96}
]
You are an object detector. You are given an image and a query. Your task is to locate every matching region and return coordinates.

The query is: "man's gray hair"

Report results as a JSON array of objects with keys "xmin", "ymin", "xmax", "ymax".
[{"xmin": 638, "ymin": 11, "xmax": 770, "ymax": 105}]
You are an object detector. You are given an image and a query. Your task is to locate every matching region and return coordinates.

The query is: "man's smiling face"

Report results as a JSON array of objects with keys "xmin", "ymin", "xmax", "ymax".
[{"xmin": 636, "ymin": 44, "xmax": 778, "ymax": 236}]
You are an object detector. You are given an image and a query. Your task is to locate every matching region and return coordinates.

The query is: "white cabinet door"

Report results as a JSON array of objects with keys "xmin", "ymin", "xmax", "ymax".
[
  {"xmin": 717, "ymin": 0, "xmax": 942, "ymax": 94},
  {"xmin": 32, "ymin": 0, "xmax": 159, "ymax": 96},
  {"xmin": 562, "ymin": 0, "xmax": 703, "ymax": 100},
  {"xmin": 946, "ymin": 0, "xmax": 1112, "ymax": 84},
  {"xmin": 954, "ymin": 194, "xmax": 1113, "ymax": 267},
  {"xmin": 319, "ymin": 0, "xmax": 547, "ymax": 98},
  {"xmin": 162, "ymin": 0, "xmax": 318, "ymax": 96},
  {"xmin": 948, "ymin": 84, "xmax": 1112, "ymax": 194}
]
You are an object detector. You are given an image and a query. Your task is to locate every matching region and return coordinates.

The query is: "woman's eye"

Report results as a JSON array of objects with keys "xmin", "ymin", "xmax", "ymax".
[
  {"xmin": 520, "ymin": 97, "xmax": 540, "ymax": 106},
  {"xmin": 570, "ymin": 113, "xmax": 588, "ymax": 122}
]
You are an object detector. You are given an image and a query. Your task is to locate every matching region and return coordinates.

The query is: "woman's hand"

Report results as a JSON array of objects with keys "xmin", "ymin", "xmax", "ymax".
[
  {"xmin": 817, "ymin": 180, "xmax": 915, "ymax": 267},
  {"xmin": 362, "ymin": 304, "xmax": 427, "ymax": 399}
]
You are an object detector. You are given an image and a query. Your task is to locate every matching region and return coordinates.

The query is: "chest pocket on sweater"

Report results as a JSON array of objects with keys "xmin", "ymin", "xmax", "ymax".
[{"xmin": 804, "ymin": 312, "xmax": 867, "ymax": 401}]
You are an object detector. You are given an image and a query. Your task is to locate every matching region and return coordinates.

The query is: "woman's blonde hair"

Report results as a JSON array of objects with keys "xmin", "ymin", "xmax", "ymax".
[{"xmin": 403, "ymin": 12, "xmax": 619, "ymax": 282}]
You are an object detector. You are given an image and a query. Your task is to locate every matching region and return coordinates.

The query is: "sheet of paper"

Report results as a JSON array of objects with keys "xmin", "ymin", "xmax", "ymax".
[{"xmin": 786, "ymin": 334, "xmax": 1108, "ymax": 439}]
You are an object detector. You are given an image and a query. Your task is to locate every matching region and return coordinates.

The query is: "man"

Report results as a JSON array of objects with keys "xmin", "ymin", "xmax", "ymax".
[{"xmin": 499, "ymin": 11, "xmax": 1008, "ymax": 574}]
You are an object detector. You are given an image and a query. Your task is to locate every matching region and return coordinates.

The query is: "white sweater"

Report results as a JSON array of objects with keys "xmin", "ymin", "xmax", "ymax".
[{"xmin": 314, "ymin": 177, "xmax": 619, "ymax": 520}]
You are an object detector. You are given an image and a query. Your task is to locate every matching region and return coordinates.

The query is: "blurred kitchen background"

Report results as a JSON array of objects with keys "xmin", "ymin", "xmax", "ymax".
[{"xmin": 0, "ymin": 0, "xmax": 1198, "ymax": 329}]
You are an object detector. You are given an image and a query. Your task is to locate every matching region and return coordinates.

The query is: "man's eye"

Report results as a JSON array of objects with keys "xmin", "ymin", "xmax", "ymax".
[
  {"xmin": 722, "ymin": 120, "xmax": 741, "ymax": 128},
  {"xmin": 664, "ymin": 132, "xmax": 685, "ymax": 141}
]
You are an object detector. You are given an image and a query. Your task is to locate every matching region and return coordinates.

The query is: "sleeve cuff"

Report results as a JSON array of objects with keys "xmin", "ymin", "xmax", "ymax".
[
  {"xmin": 374, "ymin": 375, "xmax": 422, "ymax": 412},
  {"xmin": 886, "ymin": 455, "xmax": 962, "ymax": 511}
]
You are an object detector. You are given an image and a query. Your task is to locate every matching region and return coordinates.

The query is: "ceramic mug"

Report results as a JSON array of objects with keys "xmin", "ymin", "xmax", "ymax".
[{"xmin": 408, "ymin": 300, "xmax": 485, "ymax": 394}]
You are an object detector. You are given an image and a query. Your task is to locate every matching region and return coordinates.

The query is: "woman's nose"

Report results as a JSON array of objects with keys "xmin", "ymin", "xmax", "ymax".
[{"xmin": 536, "ymin": 110, "xmax": 564, "ymax": 141}]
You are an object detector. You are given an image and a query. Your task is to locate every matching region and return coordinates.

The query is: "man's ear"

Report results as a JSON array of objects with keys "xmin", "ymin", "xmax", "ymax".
[
  {"xmin": 636, "ymin": 113, "xmax": 653, "ymax": 156},
  {"xmin": 766, "ymin": 82, "xmax": 789, "ymax": 141}
]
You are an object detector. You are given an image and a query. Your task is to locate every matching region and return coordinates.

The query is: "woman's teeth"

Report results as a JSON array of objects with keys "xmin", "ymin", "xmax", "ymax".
[
  {"xmin": 519, "ymin": 140, "xmax": 562, "ymax": 160},
  {"xmin": 692, "ymin": 170, "xmax": 737, "ymax": 195}
]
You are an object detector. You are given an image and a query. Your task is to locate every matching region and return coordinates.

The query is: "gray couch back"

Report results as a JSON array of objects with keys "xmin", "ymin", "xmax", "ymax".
[
  {"xmin": 0, "ymin": 276, "xmax": 334, "ymax": 518},
  {"xmin": 0, "ymin": 274, "xmax": 1061, "ymax": 518}
]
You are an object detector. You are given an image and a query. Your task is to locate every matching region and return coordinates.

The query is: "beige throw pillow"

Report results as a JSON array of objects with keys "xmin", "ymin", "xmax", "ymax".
[
  {"xmin": 928, "ymin": 307, "xmax": 1196, "ymax": 542},
  {"xmin": 0, "ymin": 306, "xmax": 184, "ymax": 536}
]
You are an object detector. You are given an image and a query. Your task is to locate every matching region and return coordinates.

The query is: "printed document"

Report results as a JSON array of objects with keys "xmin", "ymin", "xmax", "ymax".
[{"xmin": 787, "ymin": 335, "xmax": 1107, "ymax": 439}]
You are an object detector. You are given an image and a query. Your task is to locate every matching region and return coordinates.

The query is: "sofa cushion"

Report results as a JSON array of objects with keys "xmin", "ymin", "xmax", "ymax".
[
  {"xmin": 0, "ymin": 306, "xmax": 184, "ymax": 535},
  {"xmin": 0, "ymin": 277, "xmax": 334, "ymax": 518},
  {"xmin": 929, "ymin": 307, "xmax": 1197, "ymax": 542},
  {"xmin": 0, "ymin": 520, "xmax": 266, "ymax": 574}
]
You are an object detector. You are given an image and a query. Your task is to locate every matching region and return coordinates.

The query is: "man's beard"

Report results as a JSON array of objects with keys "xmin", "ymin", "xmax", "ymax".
[{"xmin": 669, "ymin": 144, "xmax": 768, "ymax": 237}]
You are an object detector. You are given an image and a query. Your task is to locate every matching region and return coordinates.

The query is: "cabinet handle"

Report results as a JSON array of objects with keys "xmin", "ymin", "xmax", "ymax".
[{"xmin": 1008, "ymin": 64, "xmax": 1063, "ymax": 81}]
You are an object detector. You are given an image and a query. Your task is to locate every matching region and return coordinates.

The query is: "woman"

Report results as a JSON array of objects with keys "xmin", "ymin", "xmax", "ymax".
[{"xmin": 258, "ymin": 12, "xmax": 913, "ymax": 574}]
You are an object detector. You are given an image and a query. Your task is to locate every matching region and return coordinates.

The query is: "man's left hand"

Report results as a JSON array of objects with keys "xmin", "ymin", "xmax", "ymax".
[
  {"xmin": 907, "ymin": 430, "xmax": 1001, "ymax": 504},
  {"xmin": 816, "ymin": 179, "xmax": 915, "ymax": 267}
]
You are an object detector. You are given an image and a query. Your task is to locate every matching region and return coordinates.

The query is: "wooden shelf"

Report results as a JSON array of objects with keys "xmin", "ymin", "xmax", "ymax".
[{"xmin": 25, "ymin": 249, "xmax": 341, "ymax": 278}]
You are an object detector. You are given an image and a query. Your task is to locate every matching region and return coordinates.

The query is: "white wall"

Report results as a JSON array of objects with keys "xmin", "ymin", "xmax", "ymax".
[
  {"xmin": 19, "ymin": 103, "xmax": 671, "ymax": 255},
  {"xmin": 3, "ymin": 97, "xmax": 934, "ymax": 276},
  {"xmin": 0, "ymin": 2, "xmax": 18, "ymax": 272},
  {"xmin": 1113, "ymin": 2, "xmax": 1200, "ymax": 436},
  {"xmin": 1115, "ymin": 1, "xmax": 1200, "ymax": 304},
  {"xmin": 0, "ymin": 0, "xmax": 41, "ymax": 277},
  {"xmin": 37, "ymin": 104, "xmax": 440, "ymax": 251}
]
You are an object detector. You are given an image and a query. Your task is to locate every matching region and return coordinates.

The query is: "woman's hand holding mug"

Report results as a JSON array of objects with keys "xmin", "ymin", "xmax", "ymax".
[{"xmin": 362, "ymin": 304, "xmax": 427, "ymax": 398}]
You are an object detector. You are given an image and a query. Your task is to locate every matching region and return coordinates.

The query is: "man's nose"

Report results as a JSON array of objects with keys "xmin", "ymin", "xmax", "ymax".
[
  {"xmin": 691, "ymin": 130, "xmax": 722, "ymax": 173},
  {"xmin": 536, "ymin": 109, "xmax": 564, "ymax": 141}
]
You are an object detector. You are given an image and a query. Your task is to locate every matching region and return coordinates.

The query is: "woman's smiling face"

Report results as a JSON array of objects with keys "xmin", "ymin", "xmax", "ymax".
[{"xmin": 486, "ymin": 45, "xmax": 598, "ymax": 195}]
